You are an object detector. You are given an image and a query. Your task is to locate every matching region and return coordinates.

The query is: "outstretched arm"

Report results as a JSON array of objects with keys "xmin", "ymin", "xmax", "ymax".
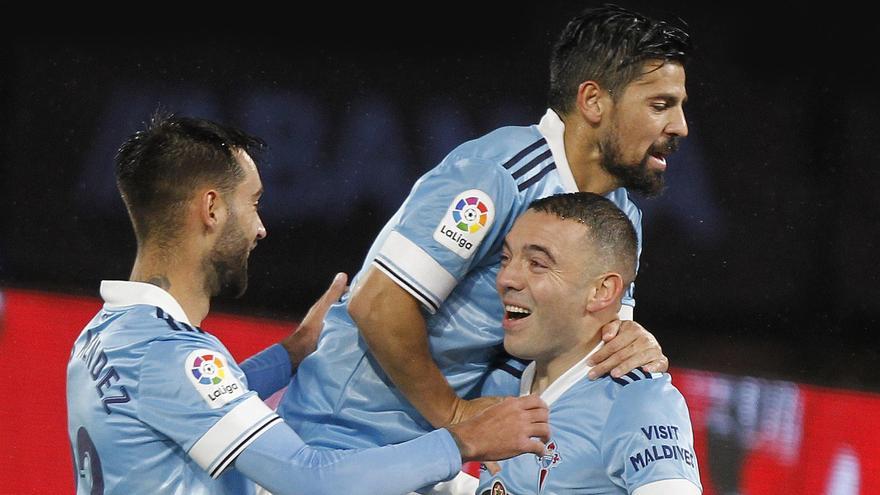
[{"xmin": 234, "ymin": 394, "xmax": 549, "ymax": 495}]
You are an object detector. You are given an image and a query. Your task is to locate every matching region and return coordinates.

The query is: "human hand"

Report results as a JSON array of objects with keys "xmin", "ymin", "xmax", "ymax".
[
  {"xmin": 448, "ymin": 395, "xmax": 550, "ymax": 462},
  {"xmin": 586, "ymin": 319, "xmax": 668, "ymax": 379},
  {"xmin": 281, "ymin": 272, "xmax": 348, "ymax": 368}
]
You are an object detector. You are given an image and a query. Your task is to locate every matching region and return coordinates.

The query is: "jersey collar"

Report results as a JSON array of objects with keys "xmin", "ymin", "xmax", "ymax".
[
  {"xmin": 536, "ymin": 108, "xmax": 578, "ymax": 193},
  {"xmin": 519, "ymin": 341, "xmax": 604, "ymax": 406},
  {"xmin": 100, "ymin": 280, "xmax": 192, "ymax": 325}
]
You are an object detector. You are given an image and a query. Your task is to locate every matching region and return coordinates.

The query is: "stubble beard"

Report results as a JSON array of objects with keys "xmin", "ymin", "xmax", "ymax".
[{"xmin": 205, "ymin": 213, "xmax": 250, "ymax": 299}]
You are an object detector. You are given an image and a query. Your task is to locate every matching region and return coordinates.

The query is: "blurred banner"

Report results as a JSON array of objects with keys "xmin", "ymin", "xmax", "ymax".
[{"xmin": 0, "ymin": 288, "xmax": 877, "ymax": 494}]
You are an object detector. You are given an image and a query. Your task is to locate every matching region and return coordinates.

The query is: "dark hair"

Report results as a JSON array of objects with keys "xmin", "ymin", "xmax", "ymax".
[
  {"xmin": 548, "ymin": 3, "xmax": 691, "ymax": 114},
  {"xmin": 115, "ymin": 112, "xmax": 265, "ymax": 244},
  {"xmin": 528, "ymin": 192, "xmax": 637, "ymax": 283}
]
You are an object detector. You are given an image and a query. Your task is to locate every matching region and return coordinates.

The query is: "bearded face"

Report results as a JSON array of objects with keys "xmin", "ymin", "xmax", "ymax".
[
  {"xmin": 598, "ymin": 127, "xmax": 680, "ymax": 197},
  {"xmin": 206, "ymin": 208, "xmax": 251, "ymax": 298}
]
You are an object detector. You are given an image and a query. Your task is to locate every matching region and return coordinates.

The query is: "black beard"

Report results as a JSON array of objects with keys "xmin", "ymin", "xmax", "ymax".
[
  {"xmin": 599, "ymin": 136, "xmax": 680, "ymax": 197},
  {"xmin": 206, "ymin": 217, "xmax": 250, "ymax": 298},
  {"xmin": 209, "ymin": 255, "xmax": 248, "ymax": 299}
]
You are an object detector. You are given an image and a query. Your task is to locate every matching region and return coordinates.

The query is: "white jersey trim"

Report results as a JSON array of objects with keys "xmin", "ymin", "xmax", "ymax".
[
  {"xmin": 374, "ymin": 231, "xmax": 458, "ymax": 314},
  {"xmin": 632, "ymin": 478, "xmax": 702, "ymax": 495},
  {"xmin": 189, "ymin": 394, "xmax": 282, "ymax": 478},
  {"xmin": 537, "ymin": 109, "xmax": 578, "ymax": 193},
  {"xmin": 100, "ymin": 280, "xmax": 192, "ymax": 325},
  {"xmin": 519, "ymin": 342, "xmax": 603, "ymax": 407}
]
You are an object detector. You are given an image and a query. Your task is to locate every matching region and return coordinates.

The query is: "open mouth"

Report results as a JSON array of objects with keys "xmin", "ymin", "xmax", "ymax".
[
  {"xmin": 647, "ymin": 152, "xmax": 668, "ymax": 171},
  {"xmin": 505, "ymin": 304, "xmax": 532, "ymax": 320}
]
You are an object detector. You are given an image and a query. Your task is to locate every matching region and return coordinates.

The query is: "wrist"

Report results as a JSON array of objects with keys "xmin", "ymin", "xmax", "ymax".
[
  {"xmin": 446, "ymin": 423, "xmax": 477, "ymax": 461},
  {"xmin": 278, "ymin": 340, "xmax": 299, "ymax": 370}
]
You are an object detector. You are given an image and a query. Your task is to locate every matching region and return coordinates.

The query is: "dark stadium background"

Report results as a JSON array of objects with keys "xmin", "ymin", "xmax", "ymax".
[{"xmin": 2, "ymin": 2, "xmax": 879, "ymax": 493}]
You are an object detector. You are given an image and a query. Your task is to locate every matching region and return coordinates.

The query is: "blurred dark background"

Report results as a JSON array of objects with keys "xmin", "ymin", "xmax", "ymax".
[{"xmin": 3, "ymin": 2, "xmax": 879, "ymax": 391}]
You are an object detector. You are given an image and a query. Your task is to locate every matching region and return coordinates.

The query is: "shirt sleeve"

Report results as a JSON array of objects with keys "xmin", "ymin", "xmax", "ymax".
[
  {"xmin": 235, "ymin": 422, "xmax": 461, "ymax": 495},
  {"xmin": 372, "ymin": 155, "xmax": 519, "ymax": 313},
  {"xmin": 138, "ymin": 339, "xmax": 283, "ymax": 478},
  {"xmin": 239, "ymin": 343, "xmax": 292, "ymax": 400},
  {"xmin": 601, "ymin": 374, "xmax": 702, "ymax": 494}
]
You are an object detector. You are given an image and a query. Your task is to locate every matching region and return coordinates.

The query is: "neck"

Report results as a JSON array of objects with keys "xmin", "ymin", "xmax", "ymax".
[
  {"xmin": 560, "ymin": 112, "xmax": 618, "ymax": 195},
  {"xmin": 129, "ymin": 245, "xmax": 211, "ymax": 325},
  {"xmin": 530, "ymin": 331, "xmax": 603, "ymax": 396}
]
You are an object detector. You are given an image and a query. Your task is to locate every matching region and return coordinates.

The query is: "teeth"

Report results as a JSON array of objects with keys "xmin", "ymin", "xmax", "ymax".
[{"xmin": 505, "ymin": 305, "xmax": 531, "ymax": 315}]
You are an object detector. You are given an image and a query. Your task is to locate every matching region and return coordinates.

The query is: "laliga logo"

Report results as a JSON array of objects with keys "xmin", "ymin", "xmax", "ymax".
[
  {"xmin": 186, "ymin": 350, "xmax": 243, "ymax": 407},
  {"xmin": 439, "ymin": 196, "xmax": 490, "ymax": 249},
  {"xmin": 453, "ymin": 197, "xmax": 489, "ymax": 233},
  {"xmin": 191, "ymin": 354, "xmax": 226, "ymax": 385}
]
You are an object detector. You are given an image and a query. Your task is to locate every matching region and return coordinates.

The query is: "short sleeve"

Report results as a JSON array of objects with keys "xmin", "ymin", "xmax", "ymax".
[
  {"xmin": 138, "ymin": 339, "xmax": 283, "ymax": 478},
  {"xmin": 372, "ymin": 156, "xmax": 518, "ymax": 313},
  {"xmin": 601, "ymin": 375, "xmax": 702, "ymax": 493}
]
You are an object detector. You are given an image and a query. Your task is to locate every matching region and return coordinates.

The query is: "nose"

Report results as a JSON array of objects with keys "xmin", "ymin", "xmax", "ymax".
[
  {"xmin": 665, "ymin": 106, "xmax": 688, "ymax": 138},
  {"xmin": 256, "ymin": 215, "xmax": 267, "ymax": 241},
  {"xmin": 496, "ymin": 258, "xmax": 525, "ymax": 295}
]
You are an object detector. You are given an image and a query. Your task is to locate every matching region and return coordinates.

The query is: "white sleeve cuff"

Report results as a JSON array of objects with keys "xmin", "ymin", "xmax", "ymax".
[
  {"xmin": 618, "ymin": 304, "xmax": 634, "ymax": 321},
  {"xmin": 632, "ymin": 479, "xmax": 701, "ymax": 495},
  {"xmin": 373, "ymin": 231, "xmax": 457, "ymax": 314},
  {"xmin": 189, "ymin": 394, "xmax": 283, "ymax": 478}
]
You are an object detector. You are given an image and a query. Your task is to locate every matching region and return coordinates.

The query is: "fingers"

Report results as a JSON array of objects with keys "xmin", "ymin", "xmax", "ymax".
[
  {"xmin": 586, "ymin": 321, "xmax": 633, "ymax": 368},
  {"xmin": 588, "ymin": 321, "xmax": 666, "ymax": 379},
  {"xmin": 600, "ymin": 319, "xmax": 622, "ymax": 340},
  {"xmin": 300, "ymin": 272, "xmax": 349, "ymax": 329},
  {"xmin": 514, "ymin": 393, "xmax": 548, "ymax": 412},
  {"xmin": 607, "ymin": 348, "xmax": 661, "ymax": 378},
  {"xmin": 642, "ymin": 356, "xmax": 669, "ymax": 373},
  {"xmin": 316, "ymin": 272, "xmax": 348, "ymax": 310},
  {"xmin": 522, "ymin": 438, "xmax": 548, "ymax": 457}
]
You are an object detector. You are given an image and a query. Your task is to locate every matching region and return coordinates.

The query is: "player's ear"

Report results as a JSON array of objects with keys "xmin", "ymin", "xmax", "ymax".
[
  {"xmin": 586, "ymin": 272, "xmax": 624, "ymax": 313},
  {"xmin": 576, "ymin": 81, "xmax": 608, "ymax": 125},
  {"xmin": 198, "ymin": 189, "xmax": 224, "ymax": 231}
]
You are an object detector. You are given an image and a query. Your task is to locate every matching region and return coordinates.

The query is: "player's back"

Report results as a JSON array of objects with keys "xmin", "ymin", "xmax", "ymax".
[{"xmin": 67, "ymin": 304, "xmax": 253, "ymax": 494}]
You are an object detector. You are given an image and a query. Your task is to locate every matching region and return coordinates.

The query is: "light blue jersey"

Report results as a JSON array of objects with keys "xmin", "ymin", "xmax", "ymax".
[
  {"xmin": 477, "ymin": 354, "xmax": 701, "ymax": 494},
  {"xmin": 67, "ymin": 281, "xmax": 461, "ymax": 495},
  {"xmin": 280, "ymin": 110, "xmax": 644, "ymax": 450}
]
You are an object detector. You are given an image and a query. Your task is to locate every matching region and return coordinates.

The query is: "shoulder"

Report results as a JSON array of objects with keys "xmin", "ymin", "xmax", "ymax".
[
  {"xmin": 109, "ymin": 307, "xmax": 228, "ymax": 365},
  {"xmin": 438, "ymin": 124, "xmax": 548, "ymax": 178},
  {"xmin": 104, "ymin": 305, "xmax": 203, "ymax": 336},
  {"xmin": 607, "ymin": 188, "xmax": 643, "ymax": 228},
  {"xmin": 606, "ymin": 371, "xmax": 690, "ymax": 424}
]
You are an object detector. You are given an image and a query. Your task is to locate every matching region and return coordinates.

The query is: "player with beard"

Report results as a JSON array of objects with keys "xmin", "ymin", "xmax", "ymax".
[
  {"xmin": 279, "ymin": 5, "xmax": 690, "ymax": 494},
  {"xmin": 65, "ymin": 114, "xmax": 555, "ymax": 495}
]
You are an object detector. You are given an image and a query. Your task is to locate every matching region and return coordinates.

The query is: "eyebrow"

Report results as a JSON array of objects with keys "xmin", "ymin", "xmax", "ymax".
[
  {"xmin": 524, "ymin": 244, "xmax": 557, "ymax": 265},
  {"xmin": 652, "ymin": 92, "xmax": 688, "ymax": 105}
]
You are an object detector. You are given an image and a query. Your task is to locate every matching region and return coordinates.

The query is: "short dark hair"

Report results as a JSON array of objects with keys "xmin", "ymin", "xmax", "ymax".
[
  {"xmin": 548, "ymin": 3, "xmax": 691, "ymax": 114},
  {"xmin": 528, "ymin": 192, "xmax": 637, "ymax": 283},
  {"xmin": 115, "ymin": 112, "xmax": 265, "ymax": 244}
]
